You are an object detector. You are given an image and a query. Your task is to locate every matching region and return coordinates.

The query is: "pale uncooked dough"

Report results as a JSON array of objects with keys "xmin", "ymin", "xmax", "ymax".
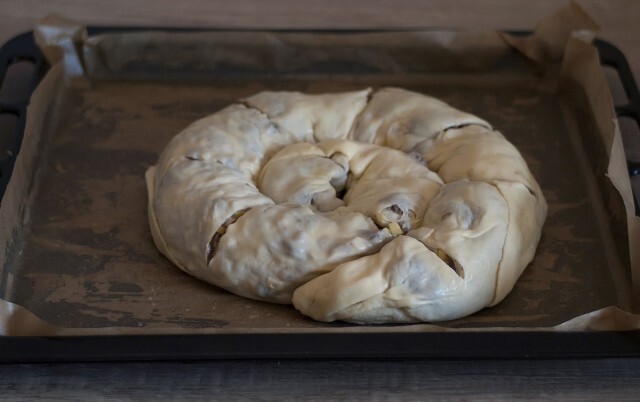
[{"xmin": 146, "ymin": 87, "xmax": 547, "ymax": 324}]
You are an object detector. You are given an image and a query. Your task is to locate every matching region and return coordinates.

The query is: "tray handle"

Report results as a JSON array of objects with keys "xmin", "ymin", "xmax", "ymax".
[
  {"xmin": 594, "ymin": 39, "xmax": 640, "ymax": 215},
  {"xmin": 0, "ymin": 32, "xmax": 48, "ymax": 203}
]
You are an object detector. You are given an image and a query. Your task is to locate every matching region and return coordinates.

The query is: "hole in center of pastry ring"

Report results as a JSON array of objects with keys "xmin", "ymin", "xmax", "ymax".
[{"xmin": 258, "ymin": 139, "xmax": 444, "ymax": 234}]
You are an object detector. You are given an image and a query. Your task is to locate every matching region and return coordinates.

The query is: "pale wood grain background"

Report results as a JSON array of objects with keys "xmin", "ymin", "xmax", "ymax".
[
  {"xmin": 1, "ymin": 0, "xmax": 639, "ymax": 80},
  {"xmin": 1, "ymin": 0, "xmax": 639, "ymax": 399}
]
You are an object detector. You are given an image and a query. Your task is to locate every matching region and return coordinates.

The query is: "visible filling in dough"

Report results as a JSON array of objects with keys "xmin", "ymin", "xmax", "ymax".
[{"xmin": 207, "ymin": 208, "xmax": 250, "ymax": 263}]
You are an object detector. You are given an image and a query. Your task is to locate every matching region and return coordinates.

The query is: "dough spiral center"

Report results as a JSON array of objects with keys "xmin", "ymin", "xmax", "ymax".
[{"xmin": 258, "ymin": 140, "xmax": 442, "ymax": 234}]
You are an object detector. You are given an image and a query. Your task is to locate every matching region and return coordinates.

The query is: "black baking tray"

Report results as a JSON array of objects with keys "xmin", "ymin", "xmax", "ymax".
[{"xmin": 0, "ymin": 28, "xmax": 639, "ymax": 363}]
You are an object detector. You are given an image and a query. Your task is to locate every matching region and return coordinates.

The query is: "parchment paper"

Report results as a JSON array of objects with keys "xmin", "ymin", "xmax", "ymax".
[{"xmin": 1, "ymin": 3, "xmax": 639, "ymax": 336}]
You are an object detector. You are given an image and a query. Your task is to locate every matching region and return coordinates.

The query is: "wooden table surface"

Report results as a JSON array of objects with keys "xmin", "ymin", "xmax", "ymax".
[{"xmin": 1, "ymin": 0, "xmax": 640, "ymax": 400}]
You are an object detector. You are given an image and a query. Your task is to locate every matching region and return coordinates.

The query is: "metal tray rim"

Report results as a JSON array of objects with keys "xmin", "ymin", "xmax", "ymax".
[{"xmin": 0, "ymin": 27, "xmax": 639, "ymax": 362}]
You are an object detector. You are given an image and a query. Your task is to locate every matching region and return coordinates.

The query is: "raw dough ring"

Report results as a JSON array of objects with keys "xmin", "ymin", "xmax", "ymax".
[{"xmin": 146, "ymin": 87, "xmax": 547, "ymax": 324}]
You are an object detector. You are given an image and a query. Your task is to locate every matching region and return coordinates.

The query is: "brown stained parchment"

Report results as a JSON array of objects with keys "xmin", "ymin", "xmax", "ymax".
[
  {"xmin": 1, "ymin": 4, "xmax": 639, "ymax": 336},
  {"xmin": 2, "ymin": 77, "xmax": 617, "ymax": 331}
]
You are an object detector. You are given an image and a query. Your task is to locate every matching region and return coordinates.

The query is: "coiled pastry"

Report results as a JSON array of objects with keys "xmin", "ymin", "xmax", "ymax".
[{"xmin": 146, "ymin": 87, "xmax": 547, "ymax": 324}]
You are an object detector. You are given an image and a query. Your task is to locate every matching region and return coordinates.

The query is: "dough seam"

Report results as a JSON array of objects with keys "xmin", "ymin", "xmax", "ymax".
[
  {"xmin": 346, "ymin": 87, "xmax": 376, "ymax": 140},
  {"xmin": 489, "ymin": 182, "xmax": 511, "ymax": 305},
  {"xmin": 145, "ymin": 167, "xmax": 187, "ymax": 272}
]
